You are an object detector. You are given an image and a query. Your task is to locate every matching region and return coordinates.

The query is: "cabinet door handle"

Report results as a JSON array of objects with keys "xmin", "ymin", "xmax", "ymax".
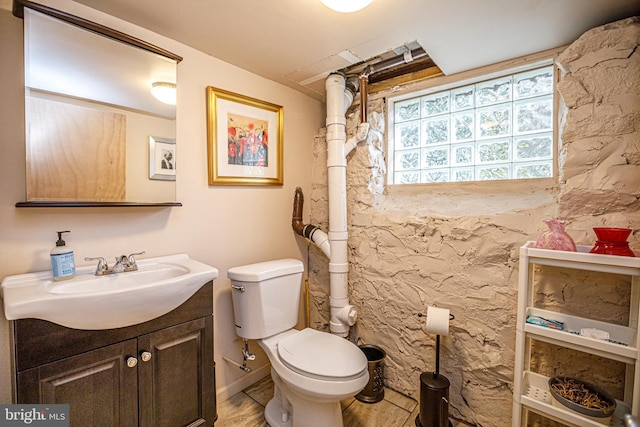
[
  {"xmin": 140, "ymin": 351, "xmax": 152, "ymax": 362},
  {"xmin": 126, "ymin": 357, "xmax": 138, "ymax": 368}
]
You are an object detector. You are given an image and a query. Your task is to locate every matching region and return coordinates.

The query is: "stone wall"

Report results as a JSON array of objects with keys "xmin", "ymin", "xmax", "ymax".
[{"xmin": 308, "ymin": 17, "xmax": 639, "ymax": 426}]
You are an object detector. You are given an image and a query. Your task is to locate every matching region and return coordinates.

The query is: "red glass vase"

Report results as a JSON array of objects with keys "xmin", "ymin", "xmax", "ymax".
[
  {"xmin": 535, "ymin": 219, "xmax": 577, "ymax": 252},
  {"xmin": 590, "ymin": 227, "xmax": 635, "ymax": 257}
]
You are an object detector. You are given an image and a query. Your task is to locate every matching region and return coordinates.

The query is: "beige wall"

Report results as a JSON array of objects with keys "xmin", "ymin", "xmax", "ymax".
[
  {"xmin": 0, "ymin": 0, "xmax": 323, "ymax": 403},
  {"xmin": 308, "ymin": 17, "xmax": 639, "ymax": 427}
]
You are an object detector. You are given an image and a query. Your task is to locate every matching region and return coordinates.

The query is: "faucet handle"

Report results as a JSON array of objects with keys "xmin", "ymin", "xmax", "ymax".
[
  {"xmin": 84, "ymin": 256, "xmax": 109, "ymax": 275},
  {"xmin": 126, "ymin": 251, "xmax": 146, "ymax": 271}
]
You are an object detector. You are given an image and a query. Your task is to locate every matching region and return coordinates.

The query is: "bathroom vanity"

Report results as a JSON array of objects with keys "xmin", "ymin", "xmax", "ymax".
[
  {"xmin": 2, "ymin": 254, "xmax": 219, "ymax": 427},
  {"xmin": 11, "ymin": 282, "xmax": 216, "ymax": 427}
]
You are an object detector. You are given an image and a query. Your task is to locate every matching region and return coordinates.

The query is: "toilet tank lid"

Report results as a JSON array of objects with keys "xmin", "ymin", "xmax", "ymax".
[{"xmin": 227, "ymin": 259, "xmax": 303, "ymax": 282}]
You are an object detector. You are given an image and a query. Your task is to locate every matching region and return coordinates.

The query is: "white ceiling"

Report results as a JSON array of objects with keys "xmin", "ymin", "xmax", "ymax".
[{"xmin": 73, "ymin": 0, "xmax": 640, "ymax": 101}]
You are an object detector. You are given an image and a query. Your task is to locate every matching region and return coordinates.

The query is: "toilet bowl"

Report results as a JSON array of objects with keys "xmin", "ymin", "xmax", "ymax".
[
  {"xmin": 228, "ymin": 259, "xmax": 369, "ymax": 427},
  {"xmin": 259, "ymin": 328, "xmax": 369, "ymax": 426}
]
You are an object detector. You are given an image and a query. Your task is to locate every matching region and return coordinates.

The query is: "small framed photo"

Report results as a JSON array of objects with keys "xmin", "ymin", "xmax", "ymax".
[
  {"xmin": 206, "ymin": 86, "xmax": 283, "ymax": 186},
  {"xmin": 149, "ymin": 136, "xmax": 176, "ymax": 181}
]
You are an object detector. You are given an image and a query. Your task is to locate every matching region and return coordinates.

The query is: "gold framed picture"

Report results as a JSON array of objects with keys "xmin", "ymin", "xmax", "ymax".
[{"xmin": 206, "ymin": 86, "xmax": 283, "ymax": 185}]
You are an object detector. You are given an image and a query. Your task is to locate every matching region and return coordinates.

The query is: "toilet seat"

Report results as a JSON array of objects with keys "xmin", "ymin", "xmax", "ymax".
[{"xmin": 277, "ymin": 328, "xmax": 367, "ymax": 381}]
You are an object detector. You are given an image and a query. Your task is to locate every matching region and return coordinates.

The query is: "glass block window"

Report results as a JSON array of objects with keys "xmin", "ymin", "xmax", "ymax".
[{"xmin": 389, "ymin": 65, "xmax": 555, "ymax": 184}]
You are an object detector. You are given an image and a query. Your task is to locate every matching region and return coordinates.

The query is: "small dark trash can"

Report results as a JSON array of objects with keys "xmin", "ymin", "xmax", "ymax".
[{"xmin": 355, "ymin": 345, "xmax": 386, "ymax": 403}]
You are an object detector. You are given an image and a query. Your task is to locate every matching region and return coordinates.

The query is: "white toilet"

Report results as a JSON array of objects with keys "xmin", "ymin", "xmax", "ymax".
[{"xmin": 228, "ymin": 258, "xmax": 369, "ymax": 427}]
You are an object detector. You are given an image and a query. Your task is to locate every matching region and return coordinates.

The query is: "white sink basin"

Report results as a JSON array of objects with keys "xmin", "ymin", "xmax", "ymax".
[{"xmin": 1, "ymin": 254, "xmax": 218, "ymax": 330}]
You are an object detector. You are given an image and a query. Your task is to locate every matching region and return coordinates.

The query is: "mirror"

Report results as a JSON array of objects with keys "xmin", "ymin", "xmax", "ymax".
[{"xmin": 16, "ymin": 1, "xmax": 181, "ymax": 206}]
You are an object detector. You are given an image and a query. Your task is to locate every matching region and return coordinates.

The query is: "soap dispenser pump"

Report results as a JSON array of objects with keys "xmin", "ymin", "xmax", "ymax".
[{"xmin": 51, "ymin": 230, "xmax": 75, "ymax": 281}]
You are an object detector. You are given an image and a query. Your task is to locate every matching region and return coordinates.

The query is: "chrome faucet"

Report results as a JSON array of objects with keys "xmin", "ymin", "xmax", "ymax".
[
  {"xmin": 85, "ymin": 251, "xmax": 146, "ymax": 276},
  {"xmin": 111, "ymin": 255, "xmax": 128, "ymax": 273},
  {"xmin": 112, "ymin": 251, "xmax": 145, "ymax": 273}
]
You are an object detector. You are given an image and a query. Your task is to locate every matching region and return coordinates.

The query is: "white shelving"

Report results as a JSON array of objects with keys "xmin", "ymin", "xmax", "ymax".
[
  {"xmin": 521, "ymin": 372, "xmax": 631, "ymax": 426},
  {"xmin": 513, "ymin": 242, "xmax": 640, "ymax": 426}
]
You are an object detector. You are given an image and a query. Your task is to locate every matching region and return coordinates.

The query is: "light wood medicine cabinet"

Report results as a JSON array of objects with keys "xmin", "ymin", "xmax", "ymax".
[{"xmin": 14, "ymin": 0, "xmax": 183, "ymax": 207}]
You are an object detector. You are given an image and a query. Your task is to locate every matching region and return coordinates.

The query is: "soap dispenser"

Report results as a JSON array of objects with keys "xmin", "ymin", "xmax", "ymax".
[{"xmin": 51, "ymin": 231, "xmax": 75, "ymax": 281}]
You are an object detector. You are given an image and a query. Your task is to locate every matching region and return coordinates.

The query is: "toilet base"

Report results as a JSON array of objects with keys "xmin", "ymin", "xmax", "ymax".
[
  {"xmin": 264, "ymin": 389, "xmax": 344, "ymax": 427},
  {"xmin": 258, "ymin": 333, "xmax": 367, "ymax": 427},
  {"xmin": 265, "ymin": 399, "xmax": 292, "ymax": 427}
]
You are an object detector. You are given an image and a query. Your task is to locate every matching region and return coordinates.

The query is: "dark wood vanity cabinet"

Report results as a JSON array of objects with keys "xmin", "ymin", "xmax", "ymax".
[
  {"xmin": 12, "ymin": 282, "xmax": 216, "ymax": 427},
  {"xmin": 18, "ymin": 339, "xmax": 139, "ymax": 426},
  {"xmin": 138, "ymin": 317, "xmax": 213, "ymax": 427}
]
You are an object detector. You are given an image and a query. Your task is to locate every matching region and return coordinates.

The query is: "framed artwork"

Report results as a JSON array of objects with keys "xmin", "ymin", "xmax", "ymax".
[
  {"xmin": 206, "ymin": 86, "xmax": 283, "ymax": 185},
  {"xmin": 149, "ymin": 136, "xmax": 176, "ymax": 181}
]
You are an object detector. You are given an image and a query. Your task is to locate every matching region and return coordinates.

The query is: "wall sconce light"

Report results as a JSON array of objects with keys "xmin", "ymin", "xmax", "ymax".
[
  {"xmin": 151, "ymin": 82, "xmax": 177, "ymax": 105},
  {"xmin": 320, "ymin": 0, "xmax": 373, "ymax": 13}
]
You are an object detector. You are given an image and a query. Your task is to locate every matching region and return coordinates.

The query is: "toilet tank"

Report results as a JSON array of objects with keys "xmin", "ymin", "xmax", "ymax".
[{"xmin": 228, "ymin": 259, "xmax": 304, "ymax": 339}]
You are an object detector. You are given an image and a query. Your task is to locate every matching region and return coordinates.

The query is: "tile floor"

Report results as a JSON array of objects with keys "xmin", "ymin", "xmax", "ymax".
[{"xmin": 215, "ymin": 375, "xmax": 463, "ymax": 427}]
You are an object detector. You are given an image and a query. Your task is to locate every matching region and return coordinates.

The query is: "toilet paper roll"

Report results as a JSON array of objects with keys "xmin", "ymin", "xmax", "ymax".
[{"xmin": 426, "ymin": 306, "xmax": 450, "ymax": 336}]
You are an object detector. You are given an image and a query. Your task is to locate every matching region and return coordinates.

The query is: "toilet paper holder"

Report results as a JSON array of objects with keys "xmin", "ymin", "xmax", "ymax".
[
  {"xmin": 416, "ymin": 309, "xmax": 455, "ymax": 427},
  {"xmin": 415, "ymin": 311, "xmax": 455, "ymax": 321},
  {"xmin": 419, "ymin": 308, "xmax": 454, "ymax": 375}
]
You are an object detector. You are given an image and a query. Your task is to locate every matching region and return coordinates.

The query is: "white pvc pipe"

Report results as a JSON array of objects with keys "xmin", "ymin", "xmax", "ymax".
[{"xmin": 324, "ymin": 74, "xmax": 368, "ymax": 336}]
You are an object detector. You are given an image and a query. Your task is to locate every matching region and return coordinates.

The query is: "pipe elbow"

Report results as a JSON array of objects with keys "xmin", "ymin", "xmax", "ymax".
[
  {"xmin": 292, "ymin": 220, "xmax": 305, "ymax": 236},
  {"xmin": 310, "ymin": 228, "xmax": 330, "ymax": 258},
  {"xmin": 344, "ymin": 76, "xmax": 359, "ymax": 99},
  {"xmin": 292, "ymin": 187, "xmax": 305, "ymax": 235},
  {"xmin": 345, "ymin": 122, "xmax": 370, "ymax": 156},
  {"xmin": 292, "ymin": 218, "xmax": 305, "ymax": 235},
  {"xmin": 291, "ymin": 187, "xmax": 330, "ymax": 258},
  {"xmin": 292, "ymin": 187, "xmax": 314, "ymax": 237}
]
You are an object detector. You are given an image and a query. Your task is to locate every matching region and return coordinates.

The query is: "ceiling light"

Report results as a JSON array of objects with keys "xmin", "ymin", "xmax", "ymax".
[
  {"xmin": 321, "ymin": 0, "xmax": 373, "ymax": 13},
  {"xmin": 151, "ymin": 82, "xmax": 176, "ymax": 105}
]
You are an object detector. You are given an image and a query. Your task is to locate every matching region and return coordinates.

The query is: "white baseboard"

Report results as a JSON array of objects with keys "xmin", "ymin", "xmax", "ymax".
[{"xmin": 216, "ymin": 363, "xmax": 271, "ymax": 403}]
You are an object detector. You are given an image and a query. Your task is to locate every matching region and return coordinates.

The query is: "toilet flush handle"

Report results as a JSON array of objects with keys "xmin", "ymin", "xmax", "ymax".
[{"xmin": 231, "ymin": 284, "xmax": 245, "ymax": 292}]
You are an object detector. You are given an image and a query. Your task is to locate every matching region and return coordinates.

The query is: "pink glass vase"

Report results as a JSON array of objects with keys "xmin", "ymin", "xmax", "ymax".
[
  {"xmin": 535, "ymin": 219, "xmax": 577, "ymax": 252},
  {"xmin": 590, "ymin": 227, "xmax": 635, "ymax": 257}
]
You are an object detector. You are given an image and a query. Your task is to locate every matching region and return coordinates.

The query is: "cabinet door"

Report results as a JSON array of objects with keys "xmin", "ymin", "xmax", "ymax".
[
  {"xmin": 17, "ymin": 340, "xmax": 139, "ymax": 427},
  {"xmin": 138, "ymin": 316, "xmax": 215, "ymax": 427}
]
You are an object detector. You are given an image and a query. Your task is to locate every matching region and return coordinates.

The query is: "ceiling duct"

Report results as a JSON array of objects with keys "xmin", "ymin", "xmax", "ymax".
[{"xmin": 338, "ymin": 42, "xmax": 438, "ymax": 84}]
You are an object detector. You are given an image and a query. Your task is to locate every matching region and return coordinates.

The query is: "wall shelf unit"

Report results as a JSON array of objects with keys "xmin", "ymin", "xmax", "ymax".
[
  {"xmin": 512, "ymin": 241, "xmax": 640, "ymax": 426},
  {"xmin": 15, "ymin": 201, "xmax": 182, "ymax": 208}
]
